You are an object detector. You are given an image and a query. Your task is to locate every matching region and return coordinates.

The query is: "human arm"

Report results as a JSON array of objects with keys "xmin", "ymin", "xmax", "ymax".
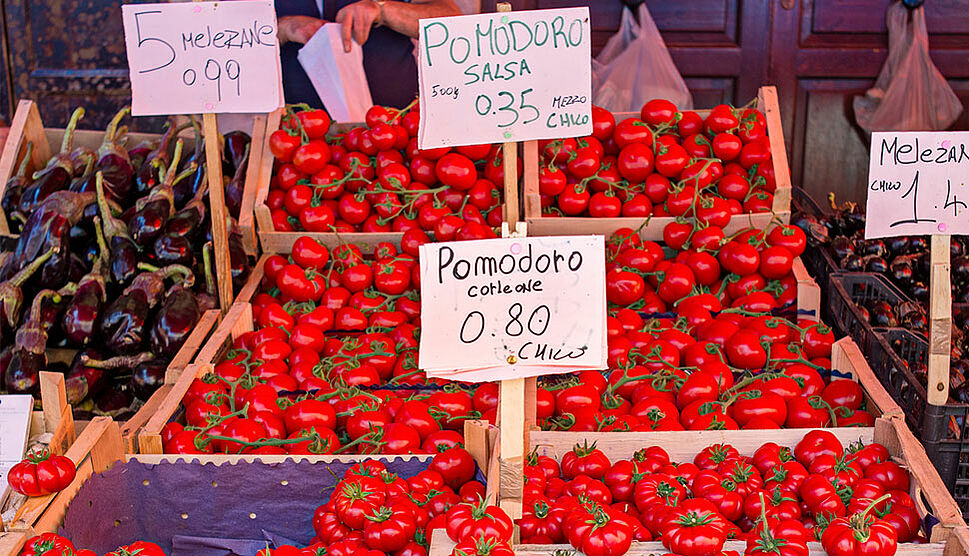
[{"xmin": 336, "ymin": 0, "xmax": 461, "ymax": 52}]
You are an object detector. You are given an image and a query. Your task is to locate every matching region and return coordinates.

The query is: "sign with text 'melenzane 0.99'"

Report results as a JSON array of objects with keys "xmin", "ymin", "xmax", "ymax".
[
  {"xmin": 418, "ymin": 236, "xmax": 606, "ymax": 382},
  {"xmin": 417, "ymin": 7, "xmax": 592, "ymax": 149},
  {"xmin": 866, "ymin": 131, "xmax": 969, "ymax": 239},
  {"xmin": 121, "ymin": 1, "xmax": 282, "ymax": 116}
]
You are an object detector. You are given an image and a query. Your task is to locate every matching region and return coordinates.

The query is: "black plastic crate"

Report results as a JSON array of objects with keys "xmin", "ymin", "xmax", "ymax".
[
  {"xmin": 791, "ymin": 187, "xmax": 841, "ymax": 283},
  {"xmin": 866, "ymin": 327, "xmax": 969, "ymax": 518},
  {"xmin": 825, "ymin": 272, "xmax": 913, "ymax": 352}
]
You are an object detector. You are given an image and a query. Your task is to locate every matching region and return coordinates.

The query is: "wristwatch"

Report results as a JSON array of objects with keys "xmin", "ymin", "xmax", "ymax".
[{"xmin": 374, "ymin": 0, "xmax": 387, "ymax": 26}]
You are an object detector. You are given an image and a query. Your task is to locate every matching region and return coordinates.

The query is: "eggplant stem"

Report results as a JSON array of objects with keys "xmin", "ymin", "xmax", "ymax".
[
  {"xmin": 61, "ymin": 107, "xmax": 86, "ymax": 153},
  {"xmin": 15, "ymin": 142, "xmax": 33, "ymax": 178},
  {"xmin": 103, "ymin": 106, "xmax": 131, "ymax": 144}
]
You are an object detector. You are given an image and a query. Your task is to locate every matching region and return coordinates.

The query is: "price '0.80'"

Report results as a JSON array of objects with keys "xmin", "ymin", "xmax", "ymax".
[
  {"xmin": 459, "ymin": 302, "xmax": 551, "ymax": 344},
  {"xmin": 474, "ymin": 88, "xmax": 540, "ymax": 129}
]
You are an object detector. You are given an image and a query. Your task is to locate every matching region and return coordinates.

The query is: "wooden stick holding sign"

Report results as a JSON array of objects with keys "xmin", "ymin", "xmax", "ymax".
[
  {"xmin": 865, "ymin": 131, "xmax": 969, "ymax": 406},
  {"xmin": 201, "ymin": 113, "xmax": 235, "ymax": 312},
  {"xmin": 929, "ymin": 235, "xmax": 951, "ymax": 404}
]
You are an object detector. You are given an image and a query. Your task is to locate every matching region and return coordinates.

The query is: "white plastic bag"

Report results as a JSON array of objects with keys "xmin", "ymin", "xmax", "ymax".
[
  {"xmin": 592, "ymin": 4, "xmax": 692, "ymax": 112},
  {"xmin": 853, "ymin": 2, "xmax": 963, "ymax": 131}
]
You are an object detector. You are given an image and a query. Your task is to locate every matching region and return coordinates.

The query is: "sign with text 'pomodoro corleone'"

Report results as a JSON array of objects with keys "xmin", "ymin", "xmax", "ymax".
[
  {"xmin": 417, "ymin": 8, "xmax": 592, "ymax": 149},
  {"xmin": 418, "ymin": 236, "xmax": 606, "ymax": 382},
  {"xmin": 866, "ymin": 131, "xmax": 969, "ymax": 239},
  {"xmin": 121, "ymin": 1, "xmax": 282, "ymax": 116}
]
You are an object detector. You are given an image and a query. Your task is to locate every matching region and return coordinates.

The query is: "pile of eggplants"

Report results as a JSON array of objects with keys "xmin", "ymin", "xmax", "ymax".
[
  {"xmin": 794, "ymin": 192, "xmax": 969, "ymax": 403},
  {"xmin": 0, "ymin": 107, "xmax": 252, "ymax": 419}
]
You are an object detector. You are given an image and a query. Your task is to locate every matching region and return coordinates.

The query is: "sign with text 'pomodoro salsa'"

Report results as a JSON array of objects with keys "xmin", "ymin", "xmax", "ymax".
[
  {"xmin": 417, "ymin": 7, "xmax": 593, "ymax": 149},
  {"xmin": 121, "ymin": 1, "xmax": 282, "ymax": 116},
  {"xmin": 418, "ymin": 236, "xmax": 607, "ymax": 381},
  {"xmin": 865, "ymin": 131, "xmax": 969, "ymax": 239}
]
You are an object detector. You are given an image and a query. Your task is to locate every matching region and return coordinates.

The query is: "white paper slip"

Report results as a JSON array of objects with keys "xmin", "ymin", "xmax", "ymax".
[
  {"xmin": 0, "ymin": 395, "xmax": 33, "ymax": 463},
  {"xmin": 299, "ymin": 24, "xmax": 374, "ymax": 123},
  {"xmin": 122, "ymin": 1, "xmax": 283, "ymax": 116}
]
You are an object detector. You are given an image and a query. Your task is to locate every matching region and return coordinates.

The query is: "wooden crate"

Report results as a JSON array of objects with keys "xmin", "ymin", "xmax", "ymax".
[
  {"xmin": 6, "ymin": 417, "xmax": 125, "ymax": 536},
  {"xmin": 522, "ymin": 86, "xmax": 792, "ymax": 240},
  {"xmin": 119, "ymin": 309, "xmax": 222, "ymax": 453},
  {"xmin": 249, "ymin": 109, "xmax": 405, "ymax": 254},
  {"xmin": 134, "ymin": 300, "xmax": 494, "ymax": 468},
  {"xmin": 424, "ymin": 418, "xmax": 964, "ymax": 556},
  {"xmin": 247, "ymin": 110, "xmax": 517, "ymax": 255},
  {"xmin": 0, "ymin": 533, "xmax": 27, "ymax": 556}
]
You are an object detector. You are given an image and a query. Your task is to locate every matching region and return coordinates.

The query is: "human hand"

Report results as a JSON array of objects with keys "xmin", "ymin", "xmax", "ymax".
[
  {"xmin": 278, "ymin": 15, "xmax": 325, "ymax": 45},
  {"xmin": 335, "ymin": 0, "xmax": 381, "ymax": 52}
]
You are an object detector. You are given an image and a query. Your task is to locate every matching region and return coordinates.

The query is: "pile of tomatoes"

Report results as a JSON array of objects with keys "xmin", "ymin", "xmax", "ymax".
[
  {"xmin": 534, "ymin": 225, "xmax": 874, "ymax": 432},
  {"xmin": 19, "ymin": 534, "xmax": 164, "ymax": 556},
  {"xmin": 161, "ymin": 236, "xmax": 497, "ymax": 455},
  {"xmin": 520, "ymin": 431, "xmax": 920, "ymax": 556},
  {"xmin": 536, "ymin": 99, "xmax": 777, "ymax": 218},
  {"xmin": 259, "ymin": 452, "xmax": 486, "ymax": 556},
  {"xmin": 266, "ymin": 103, "xmax": 513, "ymax": 239}
]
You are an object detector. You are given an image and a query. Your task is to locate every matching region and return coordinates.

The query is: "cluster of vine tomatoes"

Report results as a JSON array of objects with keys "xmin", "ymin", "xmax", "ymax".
[
  {"xmin": 259, "ymin": 454, "xmax": 486, "ymax": 556},
  {"xmin": 520, "ymin": 431, "xmax": 919, "ymax": 556},
  {"xmin": 534, "ymin": 225, "xmax": 871, "ymax": 432},
  {"xmin": 267, "ymin": 103, "xmax": 514, "ymax": 240},
  {"xmin": 162, "ymin": 236, "xmax": 498, "ymax": 455},
  {"xmin": 19, "ymin": 533, "xmax": 164, "ymax": 556},
  {"xmin": 536, "ymin": 99, "xmax": 776, "ymax": 218}
]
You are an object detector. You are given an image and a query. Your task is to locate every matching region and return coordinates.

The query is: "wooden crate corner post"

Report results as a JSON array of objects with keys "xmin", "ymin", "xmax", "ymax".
[{"xmin": 0, "ymin": 100, "xmax": 51, "ymax": 235}]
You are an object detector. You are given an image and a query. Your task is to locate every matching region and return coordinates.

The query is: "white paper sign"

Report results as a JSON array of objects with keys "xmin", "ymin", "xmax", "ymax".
[
  {"xmin": 417, "ymin": 8, "xmax": 592, "ymax": 149},
  {"xmin": 122, "ymin": 1, "xmax": 283, "ymax": 116},
  {"xmin": 418, "ymin": 236, "xmax": 606, "ymax": 381},
  {"xmin": 866, "ymin": 132, "xmax": 969, "ymax": 239},
  {"xmin": 298, "ymin": 24, "xmax": 374, "ymax": 123},
  {"xmin": 0, "ymin": 395, "xmax": 33, "ymax": 505}
]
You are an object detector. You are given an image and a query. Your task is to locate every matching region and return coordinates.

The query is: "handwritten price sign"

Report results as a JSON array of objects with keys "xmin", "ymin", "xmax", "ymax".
[
  {"xmin": 121, "ymin": 1, "xmax": 282, "ymax": 116},
  {"xmin": 866, "ymin": 132, "xmax": 969, "ymax": 239},
  {"xmin": 417, "ymin": 8, "xmax": 592, "ymax": 149},
  {"xmin": 418, "ymin": 236, "xmax": 606, "ymax": 381}
]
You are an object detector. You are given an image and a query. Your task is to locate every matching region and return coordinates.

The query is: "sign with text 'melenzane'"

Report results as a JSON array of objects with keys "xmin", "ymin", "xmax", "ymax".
[
  {"xmin": 417, "ymin": 7, "xmax": 593, "ymax": 149},
  {"xmin": 418, "ymin": 236, "xmax": 606, "ymax": 382},
  {"xmin": 866, "ymin": 131, "xmax": 969, "ymax": 239},
  {"xmin": 121, "ymin": 1, "xmax": 282, "ymax": 116}
]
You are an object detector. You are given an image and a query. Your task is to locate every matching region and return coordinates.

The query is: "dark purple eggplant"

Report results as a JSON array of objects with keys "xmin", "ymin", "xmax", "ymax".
[
  {"xmin": 153, "ymin": 234, "xmax": 195, "ymax": 267},
  {"xmin": 225, "ymin": 143, "xmax": 250, "ymax": 219},
  {"xmin": 149, "ymin": 283, "xmax": 203, "ymax": 357},
  {"xmin": 128, "ymin": 140, "xmax": 188, "ymax": 247},
  {"xmin": 94, "ymin": 384, "xmax": 135, "ymax": 416},
  {"xmin": 174, "ymin": 118, "xmax": 204, "ymax": 208},
  {"xmin": 865, "ymin": 256, "xmax": 889, "ymax": 274},
  {"xmin": 96, "ymin": 172, "xmax": 141, "ymax": 286},
  {"xmin": 18, "ymin": 108, "xmax": 85, "ymax": 215},
  {"xmin": 96, "ymin": 106, "xmax": 134, "ymax": 202},
  {"xmin": 98, "ymin": 263, "xmax": 193, "ymax": 354},
  {"xmin": 62, "ymin": 218, "xmax": 108, "ymax": 347},
  {"xmin": 228, "ymin": 232, "xmax": 251, "ymax": 290},
  {"xmin": 133, "ymin": 119, "xmax": 189, "ymax": 197},
  {"xmin": 2, "ymin": 289, "xmax": 60, "ymax": 394},
  {"xmin": 128, "ymin": 137, "xmax": 157, "ymax": 173},
  {"xmin": 223, "ymin": 130, "xmax": 251, "ymax": 175},
  {"xmin": 130, "ymin": 359, "xmax": 167, "ymax": 401},
  {"xmin": 165, "ymin": 177, "xmax": 208, "ymax": 240},
  {"xmin": 0, "ymin": 246, "xmax": 56, "ymax": 334},
  {"xmin": 2, "ymin": 142, "xmax": 33, "ymax": 230},
  {"xmin": 0, "ymin": 190, "xmax": 95, "ymax": 288},
  {"xmin": 65, "ymin": 347, "xmax": 109, "ymax": 405}
]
